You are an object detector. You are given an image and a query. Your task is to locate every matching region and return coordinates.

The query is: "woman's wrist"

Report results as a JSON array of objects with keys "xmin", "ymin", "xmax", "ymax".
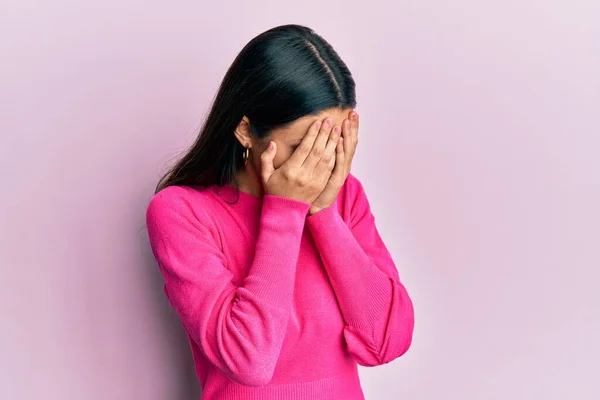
[
  {"xmin": 308, "ymin": 206, "xmax": 323, "ymax": 215},
  {"xmin": 308, "ymin": 200, "xmax": 337, "ymax": 216}
]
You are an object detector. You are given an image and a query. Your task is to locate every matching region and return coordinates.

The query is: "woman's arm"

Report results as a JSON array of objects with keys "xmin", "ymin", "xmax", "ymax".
[
  {"xmin": 306, "ymin": 175, "xmax": 415, "ymax": 366},
  {"xmin": 146, "ymin": 187, "xmax": 310, "ymax": 386}
]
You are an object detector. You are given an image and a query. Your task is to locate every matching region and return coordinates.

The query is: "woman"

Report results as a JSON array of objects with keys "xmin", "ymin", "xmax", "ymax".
[{"xmin": 146, "ymin": 24, "xmax": 414, "ymax": 399}]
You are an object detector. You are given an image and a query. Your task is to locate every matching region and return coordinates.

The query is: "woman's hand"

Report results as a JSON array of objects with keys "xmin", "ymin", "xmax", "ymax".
[
  {"xmin": 261, "ymin": 118, "xmax": 341, "ymax": 204},
  {"xmin": 309, "ymin": 111, "xmax": 359, "ymax": 215}
]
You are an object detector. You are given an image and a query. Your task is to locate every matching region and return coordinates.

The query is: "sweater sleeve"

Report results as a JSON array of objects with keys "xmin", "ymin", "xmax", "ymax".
[
  {"xmin": 146, "ymin": 187, "xmax": 311, "ymax": 386},
  {"xmin": 305, "ymin": 176, "xmax": 414, "ymax": 366}
]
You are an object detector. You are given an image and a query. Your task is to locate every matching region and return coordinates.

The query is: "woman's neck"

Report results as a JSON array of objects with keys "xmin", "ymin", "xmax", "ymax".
[{"xmin": 234, "ymin": 165, "xmax": 264, "ymax": 199}]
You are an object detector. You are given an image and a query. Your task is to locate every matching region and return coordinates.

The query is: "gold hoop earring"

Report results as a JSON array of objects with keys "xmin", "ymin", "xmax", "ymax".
[{"xmin": 243, "ymin": 147, "xmax": 249, "ymax": 167}]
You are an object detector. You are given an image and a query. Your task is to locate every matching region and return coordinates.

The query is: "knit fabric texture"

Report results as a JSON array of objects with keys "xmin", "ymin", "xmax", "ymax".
[{"xmin": 146, "ymin": 173, "xmax": 414, "ymax": 399}]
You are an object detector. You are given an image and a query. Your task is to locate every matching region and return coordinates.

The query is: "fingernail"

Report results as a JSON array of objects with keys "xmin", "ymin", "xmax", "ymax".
[
  {"xmin": 315, "ymin": 120, "xmax": 322, "ymax": 129},
  {"xmin": 268, "ymin": 141, "xmax": 273, "ymax": 150},
  {"xmin": 324, "ymin": 118, "xmax": 331, "ymax": 127},
  {"xmin": 352, "ymin": 112, "xmax": 358, "ymax": 121},
  {"xmin": 333, "ymin": 126, "xmax": 340, "ymax": 135}
]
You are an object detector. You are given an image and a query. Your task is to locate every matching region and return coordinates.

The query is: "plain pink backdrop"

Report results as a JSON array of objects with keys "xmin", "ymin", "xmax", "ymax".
[{"xmin": 1, "ymin": 1, "xmax": 599, "ymax": 399}]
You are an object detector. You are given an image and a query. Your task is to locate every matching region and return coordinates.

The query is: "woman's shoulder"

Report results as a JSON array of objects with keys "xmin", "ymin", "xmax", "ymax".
[
  {"xmin": 149, "ymin": 185, "xmax": 213, "ymax": 207},
  {"xmin": 340, "ymin": 173, "xmax": 367, "ymax": 202},
  {"xmin": 330, "ymin": 173, "xmax": 365, "ymax": 218},
  {"xmin": 146, "ymin": 185, "xmax": 218, "ymax": 224},
  {"xmin": 344, "ymin": 172, "xmax": 363, "ymax": 190}
]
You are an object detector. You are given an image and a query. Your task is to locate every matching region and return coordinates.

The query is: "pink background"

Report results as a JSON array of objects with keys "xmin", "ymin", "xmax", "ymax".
[{"xmin": 1, "ymin": 1, "xmax": 599, "ymax": 399}]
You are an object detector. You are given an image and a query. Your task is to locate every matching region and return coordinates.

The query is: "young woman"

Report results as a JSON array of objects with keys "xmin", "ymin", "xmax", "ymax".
[{"xmin": 146, "ymin": 24, "xmax": 414, "ymax": 399}]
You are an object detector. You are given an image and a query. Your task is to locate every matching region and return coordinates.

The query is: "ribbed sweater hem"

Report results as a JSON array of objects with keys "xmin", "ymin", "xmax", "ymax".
[{"xmin": 201, "ymin": 370, "xmax": 365, "ymax": 400}]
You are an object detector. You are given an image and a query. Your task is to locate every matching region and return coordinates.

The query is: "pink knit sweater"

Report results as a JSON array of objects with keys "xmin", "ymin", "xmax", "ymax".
[{"xmin": 146, "ymin": 173, "xmax": 414, "ymax": 399}]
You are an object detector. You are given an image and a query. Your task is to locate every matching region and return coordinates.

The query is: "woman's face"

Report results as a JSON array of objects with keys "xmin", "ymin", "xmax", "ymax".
[{"xmin": 257, "ymin": 107, "xmax": 353, "ymax": 170}]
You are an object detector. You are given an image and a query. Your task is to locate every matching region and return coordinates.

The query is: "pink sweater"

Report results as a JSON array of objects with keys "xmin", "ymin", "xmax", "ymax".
[{"xmin": 146, "ymin": 173, "xmax": 414, "ymax": 399}]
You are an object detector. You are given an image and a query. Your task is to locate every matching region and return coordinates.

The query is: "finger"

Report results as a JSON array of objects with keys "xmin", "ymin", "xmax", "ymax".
[
  {"xmin": 351, "ymin": 111, "xmax": 360, "ymax": 142},
  {"xmin": 313, "ymin": 124, "xmax": 340, "ymax": 175},
  {"xmin": 303, "ymin": 118, "xmax": 334, "ymax": 169},
  {"xmin": 346, "ymin": 110, "xmax": 360, "ymax": 158},
  {"xmin": 287, "ymin": 119, "xmax": 322, "ymax": 166},
  {"xmin": 342, "ymin": 119, "xmax": 352, "ymax": 155},
  {"xmin": 353, "ymin": 112, "xmax": 359, "ymax": 153},
  {"xmin": 350, "ymin": 112, "xmax": 359, "ymax": 166},
  {"xmin": 350, "ymin": 110, "xmax": 359, "ymax": 141},
  {"xmin": 330, "ymin": 137, "xmax": 346, "ymax": 183},
  {"xmin": 260, "ymin": 141, "xmax": 276, "ymax": 183}
]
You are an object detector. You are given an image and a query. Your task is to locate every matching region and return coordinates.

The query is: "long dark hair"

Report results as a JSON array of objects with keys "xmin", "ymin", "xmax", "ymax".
[{"xmin": 155, "ymin": 24, "xmax": 356, "ymax": 193}]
